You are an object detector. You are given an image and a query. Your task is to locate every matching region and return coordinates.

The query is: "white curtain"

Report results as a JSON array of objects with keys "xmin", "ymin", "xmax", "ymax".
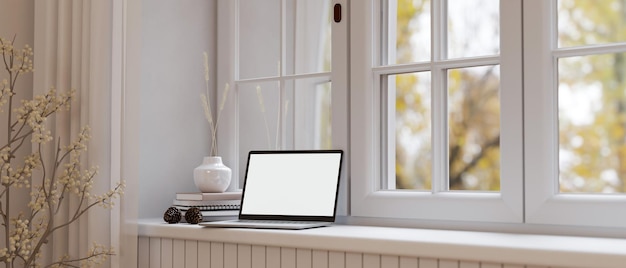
[{"xmin": 33, "ymin": 0, "xmax": 136, "ymax": 267}]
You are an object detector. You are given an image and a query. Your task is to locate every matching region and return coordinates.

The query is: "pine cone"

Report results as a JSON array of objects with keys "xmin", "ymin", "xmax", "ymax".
[
  {"xmin": 163, "ymin": 207, "xmax": 181, "ymax": 224},
  {"xmin": 185, "ymin": 207, "xmax": 203, "ymax": 224}
]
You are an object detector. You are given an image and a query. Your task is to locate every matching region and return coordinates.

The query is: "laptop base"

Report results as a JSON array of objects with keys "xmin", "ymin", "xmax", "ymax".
[{"xmin": 199, "ymin": 220, "xmax": 332, "ymax": 230}]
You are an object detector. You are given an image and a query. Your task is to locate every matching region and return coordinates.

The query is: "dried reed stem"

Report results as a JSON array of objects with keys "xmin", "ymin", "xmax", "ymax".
[
  {"xmin": 200, "ymin": 51, "xmax": 229, "ymax": 156},
  {"xmin": 256, "ymin": 85, "xmax": 272, "ymax": 149}
]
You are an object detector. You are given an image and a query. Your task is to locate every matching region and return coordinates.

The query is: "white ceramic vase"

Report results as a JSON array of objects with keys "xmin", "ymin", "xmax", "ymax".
[{"xmin": 193, "ymin": 156, "xmax": 232, "ymax": 193}]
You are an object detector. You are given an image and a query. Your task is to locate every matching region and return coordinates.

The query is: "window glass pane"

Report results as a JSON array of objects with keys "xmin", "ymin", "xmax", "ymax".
[
  {"xmin": 558, "ymin": 53, "xmax": 626, "ymax": 193},
  {"xmin": 237, "ymin": 77, "xmax": 332, "ymax": 185},
  {"xmin": 285, "ymin": 0, "xmax": 332, "ymax": 75},
  {"xmin": 284, "ymin": 78, "xmax": 333, "ymax": 149},
  {"xmin": 239, "ymin": 0, "xmax": 281, "ymax": 79},
  {"xmin": 238, "ymin": 82, "xmax": 281, "ymax": 185},
  {"xmin": 393, "ymin": 72, "xmax": 432, "ymax": 190},
  {"xmin": 558, "ymin": 0, "xmax": 626, "ymax": 48},
  {"xmin": 447, "ymin": 0, "xmax": 499, "ymax": 59},
  {"xmin": 448, "ymin": 66, "xmax": 501, "ymax": 191},
  {"xmin": 388, "ymin": 0, "xmax": 431, "ymax": 64}
]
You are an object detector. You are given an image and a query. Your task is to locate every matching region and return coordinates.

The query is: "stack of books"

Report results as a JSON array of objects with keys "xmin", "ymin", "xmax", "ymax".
[{"xmin": 173, "ymin": 191, "xmax": 242, "ymax": 222}]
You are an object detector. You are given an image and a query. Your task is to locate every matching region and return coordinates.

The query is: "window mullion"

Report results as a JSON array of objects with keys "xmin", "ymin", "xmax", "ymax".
[
  {"xmin": 280, "ymin": 0, "xmax": 286, "ymax": 77},
  {"xmin": 431, "ymin": 0, "xmax": 449, "ymax": 193},
  {"xmin": 383, "ymin": 0, "xmax": 396, "ymax": 189},
  {"xmin": 384, "ymin": 0, "xmax": 396, "ymax": 66},
  {"xmin": 383, "ymin": 74, "xmax": 396, "ymax": 190},
  {"xmin": 278, "ymin": 0, "xmax": 287, "ymax": 150},
  {"xmin": 434, "ymin": 0, "xmax": 447, "ymax": 61},
  {"xmin": 431, "ymin": 64, "xmax": 447, "ymax": 193}
]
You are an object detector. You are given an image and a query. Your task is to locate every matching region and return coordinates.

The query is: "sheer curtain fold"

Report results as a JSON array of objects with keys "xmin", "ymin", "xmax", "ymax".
[{"xmin": 33, "ymin": 0, "xmax": 129, "ymax": 267}]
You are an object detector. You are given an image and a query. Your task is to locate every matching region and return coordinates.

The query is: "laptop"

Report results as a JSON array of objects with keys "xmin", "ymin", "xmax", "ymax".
[{"xmin": 199, "ymin": 150, "xmax": 343, "ymax": 230}]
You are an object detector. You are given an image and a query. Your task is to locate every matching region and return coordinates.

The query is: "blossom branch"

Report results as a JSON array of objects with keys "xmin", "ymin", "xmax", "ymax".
[
  {"xmin": 1, "ymin": 36, "xmax": 120, "ymax": 268},
  {"xmin": 256, "ymin": 85, "xmax": 272, "ymax": 149},
  {"xmin": 45, "ymin": 244, "xmax": 114, "ymax": 268}
]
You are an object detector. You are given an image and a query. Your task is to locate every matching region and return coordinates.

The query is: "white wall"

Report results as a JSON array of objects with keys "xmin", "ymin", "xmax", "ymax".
[{"xmin": 139, "ymin": 0, "xmax": 217, "ymax": 218}]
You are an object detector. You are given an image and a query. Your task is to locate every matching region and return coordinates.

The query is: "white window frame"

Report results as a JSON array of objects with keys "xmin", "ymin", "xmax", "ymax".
[
  {"xmin": 351, "ymin": 0, "xmax": 524, "ymax": 223},
  {"xmin": 524, "ymin": 0, "xmax": 626, "ymax": 228},
  {"xmin": 220, "ymin": 0, "xmax": 626, "ymax": 229}
]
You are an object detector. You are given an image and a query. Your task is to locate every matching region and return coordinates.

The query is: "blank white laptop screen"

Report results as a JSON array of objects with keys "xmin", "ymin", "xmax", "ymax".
[{"xmin": 240, "ymin": 151, "xmax": 342, "ymax": 218}]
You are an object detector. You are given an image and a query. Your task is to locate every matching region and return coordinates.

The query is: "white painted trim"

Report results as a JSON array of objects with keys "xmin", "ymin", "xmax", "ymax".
[
  {"xmin": 331, "ymin": 0, "xmax": 350, "ymax": 216},
  {"xmin": 217, "ymin": 0, "xmax": 240, "ymax": 191},
  {"xmin": 350, "ymin": 0, "xmax": 377, "ymax": 217},
  {"xmin": 119, "ymin": 0, "xmax": 141, "ymax": 266},
  {"xmin": 110, "ymin": 0, "xmax": 127, "ymax": 267},
  {"xmin": 554, "ymin": 43, "xmax": 626, "ymax": 58},
  {"xmin": 498, "ymin": 0, "xmax": 525, "ymax": 223},
  {"xmin": 138, "ymin": 219, "xmax": 626, "ymax": 268},
  {"xmin": 236, "ymin": 72, "xmax": 332, "ymax": 84}
]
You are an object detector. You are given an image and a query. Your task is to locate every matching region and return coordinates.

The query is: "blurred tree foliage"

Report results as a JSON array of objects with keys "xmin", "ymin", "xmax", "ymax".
[
  {"xmin": 558, "ymin": 0, "xmax": 626, "ymax": 193},
  {"xmin": 394, "ymin": 0, "xmax": 501, "ymax": 190},
  {"xmin": 394, "ymin": 0, "xmax": 431, "ymax": 190},
  {"xmin": 394, "ymin": 0, "xmax": 626, "ymax": 193}
]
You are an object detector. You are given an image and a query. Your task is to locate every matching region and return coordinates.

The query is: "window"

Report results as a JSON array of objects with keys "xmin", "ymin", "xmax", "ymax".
[
  {"xmin": 525, "ymin": 0, "xmax": 626, "ymax": 228},
  {"xmin": 224, "ymin": 0, "xmax": 626, "ymax": 229},
  {"xmin": 217, "ymin": 0, "xmax": 348, "ymax": 189},
  {"xmin": 384, "ymin": 0, "xmax": 502, "ymax": 191},
  {"xmin": 351, "ymin": 0, "xmax": 523, "ymax": 222},
  {"xmin": 353, "ymin": 0, "xmax": 626, "ymax": 228},
  {"xmin": 556, "ymin": 0, "xmax": 626, "ymax": 194}
]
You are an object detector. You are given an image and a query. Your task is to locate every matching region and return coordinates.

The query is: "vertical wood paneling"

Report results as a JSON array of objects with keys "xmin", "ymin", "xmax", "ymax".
[
  {"xmin": 480, "ymin": 263, "xmax": 502, "ymax": 268},
  {"xmin": 238, "ymin": 244, "xmax": 252, "ymax": 268},
  {"xmin": 185, "ymin": 240, "xmax": 198, "ymax": 268},
  {"xmin": 173, "ymin": 239, "xmax": 186, "ymax": 268},
  {"xmin": 282, "ymin": 247, "xmax": 297, "ymax": 268},
  {"xmin": 459, "ymin": 261, "xmax": 480, "ymax": 268},
  {"xmin": 266, "ymin": 246, "xmax": 281, "ymax": 268},
  {"xmin": 346, "ymin": 252, "xmax": 363, "ymax": 268},
  {"xmin": 138, "ymin": 237, "xmax": 150, "ymax": 268},
  {"xmin": 252, "ymin": 245, "xmax": 266, "ymax": 268},
  {"xmin": 161, "ymin": 238, "xmax": 173, "ymax": 268},
  {"xmin": 381, "ymin": 255, "xmax": 399, "ymax": 268},
  {"xmin": 329, "ymin": 251, "xmax": 345, "ymax": 268},
  {"xmin": 198, "ymin": 242, "xmax": 211, "ymax": 267},
  {"xmin": 399, "ymin": 256, "xmax": 418, "ymax": 268},
  {"xmin": 138, "ymin": 238, "xmax": 554, "ymax": 268},
  {"xmin": 225, "ymin": 243, "xmax": 238, "ymax": 268},
  {"xmin": 211, "ymin": 242, "xmax": 224, "ymax": 268},
  {"xmin": 150, "ymin": 238, "xmax": 162, "ymax": 268},
  {"xmin": 419, "ymin": 258, "xmax": 439, "ymax": 268},
  {"xmin": 297, "ymin": 248, "xmax": 313, "ymax": 268},
  {"xmin": 312, "ymin": 250, "xmax": 329, "ymax": 268},
  {"xmin": 440, "ymin": 260, "xmax": 459, "ymax": 268},
  {"xmin": 363, "ymin": 254, "xmax": 380, "ymax": 268}
]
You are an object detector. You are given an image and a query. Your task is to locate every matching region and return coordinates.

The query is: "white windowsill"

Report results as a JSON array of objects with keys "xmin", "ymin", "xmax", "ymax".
[{"xmin": 138, "ymin": 218, "xmax": 626, "ymax": 268}]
